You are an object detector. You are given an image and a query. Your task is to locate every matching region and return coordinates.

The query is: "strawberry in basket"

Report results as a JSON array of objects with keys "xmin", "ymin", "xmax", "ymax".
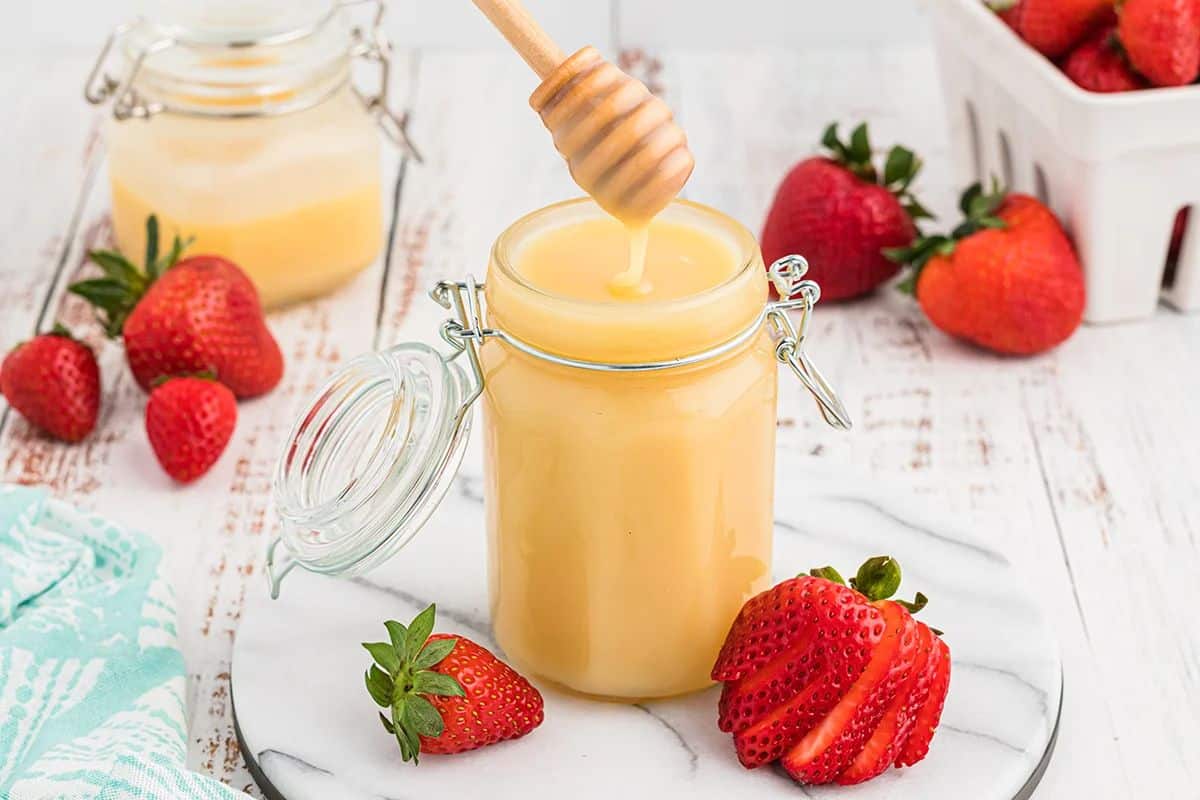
[
  {"xmin": 1117, "ymin": 0, "xmax": 1200, "ymax": 87},
  {"xmin": 712, "ymin": 556, "xmax": 950, "ymax": 786},
  {"xmin": 990, "ymin": 0, "xmax": 1116, "ymax": 58},
  {"xmin": 1063, "ymin": 26, "xmax": 1146, "ymax": 92},
  {"xmin": 886, "ymin": 182, "xmax": 1085, "ymax": 356}
]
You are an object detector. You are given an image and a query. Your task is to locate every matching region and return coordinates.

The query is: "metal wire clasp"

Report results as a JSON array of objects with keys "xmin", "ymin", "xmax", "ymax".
[
  {"xmin": 83, "ymin": 23, "xmax": 171, "ymax": 121},
  {"xmin": 83, "ymin": 0, "xmax": 420, "ymax": 159},
  {"xmin": 765, "ymin": 256, "xmax": 853, "ymax": 431},
  {"xmin": 345, "ymin": 0, "xmax": 421, "ymax": 160},
  {"xmin": 430, "ymin": 256, "xmax": 852, "ymax": 431}
]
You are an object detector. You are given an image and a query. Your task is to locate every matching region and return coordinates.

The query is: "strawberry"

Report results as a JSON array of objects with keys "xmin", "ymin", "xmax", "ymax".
[
  {"xmin": 1064, "ymin": 26, "xmax": 1147, "ymax": 92},
  {"xmin": 713, "ymin": 557, "xmax": 949, "ymax": 785},
  {"xmin": 988, "ymin": 0, "xmax": 1025, "ymax": 30},
  {"xmin": 760, "ymin": 123, "xmax": 930, "ymax": 302},
  {"xmin": 145, "ymin": 376, "xmax": 237, "ymax": 483},
  {"xmin": 1, "ymin": 326, "xmax": 100, "ymax": 443},
  {"xmin": 1118, "ymin": 0, "xmax": 1200, "ymax": 87},
  {"xmin": 781, "ymin": 600, "xmax": 920, "ymax": 784},
  {"xmin": 70, "ymin": 215, "xmax": 283, "ymax": 398},
  {"xmin": 364, "ymin": 605, "xmax": 544, "ymax": 763},
  {"xmin": 713, "ymin": 575, "xmax": 885, "ymax": 764},
  {"xmin": 837, "ymin": 622, "xmax": 936, "ymax": 784},
  {"xmin": 888, "ymin": 183, "xmax": 1085, "ymax": 356},
  {"xmin": 1007, "ymin": 0, "xmax": 1116, "ymax": 57},
  {"xmin": 895, "ymin": 634, "xmax": 952, "ymax": 767}
]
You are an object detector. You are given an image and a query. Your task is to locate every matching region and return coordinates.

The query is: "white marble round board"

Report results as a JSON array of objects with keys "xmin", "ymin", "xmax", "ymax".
[{"xmin": 231, "ymin": 451, "xmax": 1062, "ymax": 800}]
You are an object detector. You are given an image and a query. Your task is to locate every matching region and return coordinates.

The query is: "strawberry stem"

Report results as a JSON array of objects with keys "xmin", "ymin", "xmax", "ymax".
[
  {"xmin": 886, "ymin": 178, "xmax": 1009, "ymax": 292},
  {"xmin": 808, "ymin": 556, "xmax": 931, "ymax": 614},
  {"xmin": 362, "ymin": 604, "xmax": 466, "ymax": 765},
  {"xmin": 70, "ymin": 214, "xmax": 191, "ymax": 338},
  {"xmin": 821, "ymin": 122, "xmax": 934, "ymax": 224}
]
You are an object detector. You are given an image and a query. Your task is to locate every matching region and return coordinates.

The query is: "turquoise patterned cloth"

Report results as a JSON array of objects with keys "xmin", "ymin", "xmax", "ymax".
[{"xmin": 0, "ymin": 486, "xmax": 248, "ymax": 800}]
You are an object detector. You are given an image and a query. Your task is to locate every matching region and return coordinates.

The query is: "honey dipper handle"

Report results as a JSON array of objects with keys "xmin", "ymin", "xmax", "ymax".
[{"xmin": 470, "ymin": 0, "xmax": 567, "ymax": 79}]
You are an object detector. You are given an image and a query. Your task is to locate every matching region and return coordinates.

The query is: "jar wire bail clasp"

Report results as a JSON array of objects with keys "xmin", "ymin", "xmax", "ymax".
[
  {"xmin": 430, "ymin": 259, "xmax": 852, "ymax": 431},
  {"xmin": 343, "ymin": 0, "xmax": 423, "ymax": 161},
  {"xmin": 765, "ymin": 255, "xmax": 853, "ymax": 431},
  {"xmin": 431, "ymin": 276, "xmax": 490, "ymax": 417},
  {"xmin": 82, "ymin": 0, "xmax": 421, "ymax": 160},
  {"xmin": 83, "ymin": 23, "xmax": 173, "ymax": 121}
]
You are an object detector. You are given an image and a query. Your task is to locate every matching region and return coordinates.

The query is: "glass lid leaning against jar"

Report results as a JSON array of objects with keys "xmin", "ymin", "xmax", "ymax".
[
  {"xmin": 266, "ymin": 198, "xmax": 852, "ymax": 701},
  {"xmin": 83, "ymin": 0, "xmax": 418, "ymax": 309}
]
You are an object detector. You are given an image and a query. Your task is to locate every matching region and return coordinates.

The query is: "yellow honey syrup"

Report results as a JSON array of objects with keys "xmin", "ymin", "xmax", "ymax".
[{"xmin": 514, "ymin": 215, "xmax": 739, "ymax": 302}]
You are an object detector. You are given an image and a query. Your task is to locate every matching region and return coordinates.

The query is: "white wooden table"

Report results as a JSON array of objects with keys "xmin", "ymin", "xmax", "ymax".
[{"xmin": 2, "ymin": 45, "xmax": 1197, "ymax": 799}]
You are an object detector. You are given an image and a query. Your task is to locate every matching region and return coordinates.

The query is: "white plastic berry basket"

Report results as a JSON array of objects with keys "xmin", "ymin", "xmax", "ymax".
[{"xmin": 925, "ymin": 0, "xmax": 1200, "ymax": 323}]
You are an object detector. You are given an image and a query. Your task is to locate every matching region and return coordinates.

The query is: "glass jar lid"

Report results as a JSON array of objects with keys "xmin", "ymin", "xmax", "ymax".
[
  {"xmin": 83, "ymin": 0, "xmax": 419, "ymax": 155},
  {"xmin": 133, "ymin": 0, "xmax": 338, "ymax": 44},
  {"xmin": 267, "ymin": 342, "xmax": 474, "ymax": 598}
]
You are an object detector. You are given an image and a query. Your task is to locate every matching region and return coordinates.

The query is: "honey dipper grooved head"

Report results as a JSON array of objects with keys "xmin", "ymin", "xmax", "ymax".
[{"xmin": 529, "ymin": 46, "xmax": 695, "ymax": 224}]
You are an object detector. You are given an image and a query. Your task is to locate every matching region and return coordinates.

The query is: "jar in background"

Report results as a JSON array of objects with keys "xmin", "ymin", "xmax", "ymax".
[
  {"xmin": 264, "ymin": 199, "xmax": 851, "ymax": 700},
  {"xmin": 84, "ymin": 0, "xmax": 416, "ymax": 308}
]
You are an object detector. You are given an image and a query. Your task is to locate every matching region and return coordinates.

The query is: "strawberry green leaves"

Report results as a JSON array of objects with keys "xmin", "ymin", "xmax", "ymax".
[
  {"xmin": 70, "ymin": 215, "xmax": 191, "ymax": 338},
  {"xmin": 362, "ymin": 604, "xmax": 465, "ymax": 764},
  {"xmin": 821, "ymin": 122, "xmax": 933, "ymax": 224},
  {"xmin": 822, "ymin": 122, "xmax": 878, "ymax": 182},
  {"xmin": 809, "ymin": 556, "xmax": 935, "ymax": 621},
  {"xmin": 887, "ymin": 179, "xmax": 1009, "ymax": 293},
  {"xmin": 808, "ymin": 565, "xmax": 848, "ymax": 585}
]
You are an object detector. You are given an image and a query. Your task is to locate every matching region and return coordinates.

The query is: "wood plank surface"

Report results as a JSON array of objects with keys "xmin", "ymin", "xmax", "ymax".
[{"xmin": 1, "ymin": 41, "xmax": 1198, "ymax": 800}]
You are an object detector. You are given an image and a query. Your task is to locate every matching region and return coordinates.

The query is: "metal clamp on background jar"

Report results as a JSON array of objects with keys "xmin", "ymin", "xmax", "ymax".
[
  {"xmin": 83, "ymin": 0, "xmax": 419, "ymax": 158},
  {"xmin": 265, "ymin": 254, "xmax": 851, "ymax": 598}
]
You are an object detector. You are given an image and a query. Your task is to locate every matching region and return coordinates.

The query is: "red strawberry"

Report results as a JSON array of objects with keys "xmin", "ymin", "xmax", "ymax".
[
  {"xmin": 70, "ymin": 215, "xmax": 283, "ymax": 398},
  {"xmin": 760, "ymin": 122, "xmax": 929, "ymax": 302},
  {"xmin": 1064, "ymin": 26, "xmax": 1147, "ymax": 92},
  {"xmin": 364, "ymin": 605, "xmax": 544, "ymax": 763},
  {"xmin": 989, "ymin": 0, "xmax": 1025, "ymax": 31},
  {"xmin": 713, "ymin": 558, "xmax": 949, "ymax": 785},
  {"xmin": 781, "ymin": 601, "xmax": 920, "ymax": 784},
  {"xmin": 714, "ymin": 577, "xmax": 885, "ymax": 767},
  {"xmin": 1, "ymin": 326, "xmax": 100, "ymax": 443},
  {"xmin": 145, "ymin": 376, "xmax": 237, "ymax": 483},
  {"xmin": 838, "ymin": 622, "xmax": 937, "ymax": 784},
  {"xmin": 888, "ymin": 183, "xmax": 1085, "ymax": 356},
  {"xmin": 1008, "ymin": 0, "xmax": 1116, "ymax": 57},
  {"xmin": 896, "ymin": 635, "xmax": 952, "ymax": 767},
  {"xmin": 1118, "ymin": 0, "xmax": 1200, "ymax": 87}
]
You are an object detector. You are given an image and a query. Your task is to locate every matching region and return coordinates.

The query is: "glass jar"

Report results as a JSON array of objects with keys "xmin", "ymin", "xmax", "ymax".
[
  {"xmin": 266, "ymin": 199, "xmax": 851, "ymax": 700},
  {"xmin": 83, "ymin": 0, "xmax": 417, "ymax": 308}
]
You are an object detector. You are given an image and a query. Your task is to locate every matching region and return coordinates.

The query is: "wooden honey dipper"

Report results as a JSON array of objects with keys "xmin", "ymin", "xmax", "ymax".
[{"xmin": 471, "ymin": 0, "xmax": 695, "ymax": 224}]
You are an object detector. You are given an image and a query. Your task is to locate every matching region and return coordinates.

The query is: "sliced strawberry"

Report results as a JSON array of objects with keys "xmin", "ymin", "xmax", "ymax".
[
  {"xmin": 733, "ymin": 664, "xmax": 846, "ymax": 767},
  {"xmin": 895, "ymin": 634, "xmax": 951, "ymax": 767},
  {"xmin": 728, "ymin": 595, "xmax": 885, "ymax": 765},
  {"xmin": 718, "ymin": 628, "xmax": 821, "ymax": 733},
  {"xmin": 712, "ymin": 576, "xmax": 878, "ymax": 683},
  {"xmin": 837, "ymin": 622, "xmax": 936, "ymax": 784},
  {"xmin": 781, "ymin": 602, "xmax": 919, "ymax": 785}
]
